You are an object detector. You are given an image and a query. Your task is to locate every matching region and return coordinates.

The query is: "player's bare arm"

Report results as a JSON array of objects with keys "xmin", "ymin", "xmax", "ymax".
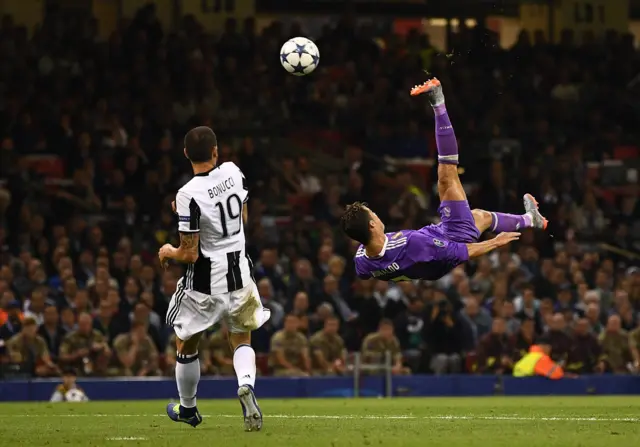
[
  {"xmin": 158, "ymin": 232, "xmax": 199, "ymax": 267},
  {"xmin": 465, "ymin": 232, "xmax": 520, "ymax": 259},
  {"xmin": 242, "ymin": 203, "xmax": 248, "ymax": 224}
]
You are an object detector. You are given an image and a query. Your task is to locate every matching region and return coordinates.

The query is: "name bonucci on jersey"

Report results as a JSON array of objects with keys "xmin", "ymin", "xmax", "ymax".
[{"xmin": 175, "ymin": 161, "xmax": 254, "ymax": 295}]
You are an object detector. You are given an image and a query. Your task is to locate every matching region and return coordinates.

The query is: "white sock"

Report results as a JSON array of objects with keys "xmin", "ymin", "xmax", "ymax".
[
  {"xmin": 233, "ymin": 344, "xmax": 256, "ymax": 388},
  {"xmin": 176, "ymin": 352, "xmax": 200, "ymax": 408}
]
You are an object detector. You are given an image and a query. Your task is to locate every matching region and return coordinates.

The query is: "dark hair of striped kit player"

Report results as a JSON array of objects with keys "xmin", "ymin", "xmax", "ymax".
[{"xmin": 184, "ymin": 126, "xmax": 218, "ymax": 163}]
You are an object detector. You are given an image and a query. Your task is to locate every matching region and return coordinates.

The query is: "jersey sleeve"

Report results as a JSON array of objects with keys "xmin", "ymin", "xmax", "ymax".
[
  {"xmin": 176, "ymin": 190, "xmax": 201, "ymax": 233},
  {"xmin": 408, "ymin": 231, "xmax": 469, "ymax": 265},
  {"xmin": 235, "ymin": 163, "xmax": 249, "ymax": 204}
]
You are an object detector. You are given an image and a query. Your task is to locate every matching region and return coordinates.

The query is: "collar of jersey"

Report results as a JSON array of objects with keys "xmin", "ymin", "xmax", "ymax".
[
  {"xmin": 194, "ymin": 167, "xmax": 215, "ymax": 177},
  {"xmin": 364, "ymin": 236, "xmax": 388, "ymax": 259}
]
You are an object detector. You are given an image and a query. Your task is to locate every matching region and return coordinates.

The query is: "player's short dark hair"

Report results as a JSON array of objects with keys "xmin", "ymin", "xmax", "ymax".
[
  {"xmin": 340, "ymin": 201, "xmax": 373, "ymax": 245},
  {"xmin": 184, "ymin": 126, "xmax": 217, "ymax": 163}
]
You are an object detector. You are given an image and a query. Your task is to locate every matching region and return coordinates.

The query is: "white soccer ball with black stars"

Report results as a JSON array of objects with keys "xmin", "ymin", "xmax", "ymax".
[
  {"xmin": 65, "ymin": 388, "xmax": 88, "ymax": 402},
  {"xmin": 280, "ymin": 37, "xmax": 320, "ymax": 76}
]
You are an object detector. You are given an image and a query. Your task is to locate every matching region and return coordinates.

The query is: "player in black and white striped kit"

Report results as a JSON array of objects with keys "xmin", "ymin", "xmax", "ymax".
[{"xmin": 159, "ymin": 126, "xmax": 269, "ymax": 432}]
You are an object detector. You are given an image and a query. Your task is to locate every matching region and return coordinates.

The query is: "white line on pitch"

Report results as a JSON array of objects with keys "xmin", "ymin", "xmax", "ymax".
[
  {"xmin": 6, "ymin": 414, "xmax": 640, "ymax": 423},
  {"xmin": 106, "ymin": 437, "xmax": 148, "ymax": 441}
]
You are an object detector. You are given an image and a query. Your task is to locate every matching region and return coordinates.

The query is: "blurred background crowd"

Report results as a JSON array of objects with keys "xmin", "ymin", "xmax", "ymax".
[{"xmin": 0, "ymin": 3, "xmax": 639, "ymax": 379}]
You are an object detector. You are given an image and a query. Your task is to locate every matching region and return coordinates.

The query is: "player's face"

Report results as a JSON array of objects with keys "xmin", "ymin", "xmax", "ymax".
[{"xmin": 364, "ymin": 206, "xmax": 385, "ymax": 235}]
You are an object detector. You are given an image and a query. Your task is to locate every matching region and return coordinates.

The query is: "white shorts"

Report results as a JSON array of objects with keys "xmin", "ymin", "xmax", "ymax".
[{"xmin": 166, "ymin": 279, "xmax": 271, "ymax": 341}]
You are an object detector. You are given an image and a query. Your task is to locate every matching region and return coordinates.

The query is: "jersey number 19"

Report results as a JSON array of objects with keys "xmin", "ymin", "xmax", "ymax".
[{"xmin": 212, "ymin": 192, "xmax": 243, "ymax": 237}]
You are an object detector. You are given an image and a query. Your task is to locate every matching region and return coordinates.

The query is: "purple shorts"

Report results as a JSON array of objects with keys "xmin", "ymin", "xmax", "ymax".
[{"xmin": 429, "ymin": 200, "xmax": 480, "ymax": 243}]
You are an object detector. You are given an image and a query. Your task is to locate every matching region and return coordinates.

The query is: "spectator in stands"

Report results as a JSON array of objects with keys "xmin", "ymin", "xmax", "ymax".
[
  {"xmin": 59, "ymin": 312, "xmax": 110, "ymax": 376},
  {"xmin": 314, "ymin": 244, "xmax": 334, "ymax": 279},
  {"xmin": 257, "ymin": 277, "xmax": 285, "ymax": 329},
  {"xmin": 500, "ymin": 300, "xmax": 520, "ymax": 335},
  {"xmin": 322, "ymin": 274, "xmax": 357, "ymax": 324},
  {"xmin": 425, "ymin": 299, "xmax": 465, "ymax": 374},
  {"xmin": 270, "ymin": 314, "xmax": 311, "ymax": 377},
  {"xmin": 566, "ymin": 318, "xmax": 604, "ymax": 375},
  {"xmin": 393, "ymin": 296, "xmax": 426, "ymax": 369},
  {"xmin": 309, "ymin": 316, "xmax": 346, "ymax": 376},
  {"xmin": 514, "ymin": 284, "xmax": 542, "ymax": 331},
  {"xmin": 585, "ymin": 302, "xmax": 604, "ymax": 335},
  {"xmin": 327, "ymin": 255, "xmax": 350, "ymax": 298},
  {"xmin": 0, "ymin": 299, "xmax": 23, "ymax": 340},
  {"xmin": 7, "ymin": 317, "xmax": 59, "ymax": 377},
  {"xmin": 138, "ymin": 291, "xmax": 162, "ymax": 330},
  {"xmin": 93, "ymin": 299, "xmax": 127, "ymax": 344},
  {"xmin": 113, "ymin": 321, "xmax": 160, "ymax": 377},
  {"xmin": 361, "ymin": 319, "xmax": 410, "ymax": 375},
  {"xmin": 254, "ymin": 247, "xmax": 286, "ymax": 298},
  {"xmin": 461, "ymin": 294, "xmax": 492, "ymax": 343},
  {"xmin": 59, "ymin": 307, "xmax": 77, "ymax": 333},
  {"xmin": 475, "ymin": 318, "xmax": 513, "ymax": 374},
  {"xmin": 23, "ymin": 287, "xmax": 47, "ymax": 325},
  {"xmin": 572, "ymin": 192, "xmax": 606, "ymax": 236},
  {"xmin": 472, "ymin": 257, "xmax": 494, "ymax": 296},
  {"xmin": 546, "ymin": 313, "xmax": 572, "ymax": 365},
  {"xmin": 628, "ymin": 321, "xmax": 640, "ymax": 372},
  {"xmin": 297, "ymin": 156, "xmax": 322, "ymax": 196},
  {"xmin": 287, "ymin": 259, "xmax": 322, "ymax": 305},
  {"xmin": 556, "ymin": 284, "xmax": 576, "ymax": 314},
  {"xmin": 72, "ymin": 289, "xmax": 92, "ymax": 314},
  {"xmin": 209, "ymin": 324, "xmax": 234, "ymax": 376},
  {"xmin": 38, "ymin": 304, "xmax": 65, "ymax": 362},
  {"xmin": 511, "ymin": 318, "xmax": 536, "ymax": 361},
  {"xmin": 291, "ymin": 291, "xmax": 311, "ymax": 334},
  {"xmin": 58, "ymin": 278, "xmax": 78, "ymax": 310},
  {"xmin": 120, "ymin": 277, "xmax": 141, "ymax": 315},
  {"xmin": 307, "ymin": 302, "xmax": 335, "ymax": 334},
  {"xmin": 130, "ymin": 302, "xmax": 163, "ymax": 352},
  {"xmin": 600, "ymin": 315, "xmax": 633, "ymax": 373}
]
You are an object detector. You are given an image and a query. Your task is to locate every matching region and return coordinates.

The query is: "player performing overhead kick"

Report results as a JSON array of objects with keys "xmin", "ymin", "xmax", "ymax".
[
  {"xmin": 341, "ymin": 78, "xmax": 548, "ymax": 282},
  {"xmin": 159, "ymin": 126, "xmax": 270, "ymax": 431}
]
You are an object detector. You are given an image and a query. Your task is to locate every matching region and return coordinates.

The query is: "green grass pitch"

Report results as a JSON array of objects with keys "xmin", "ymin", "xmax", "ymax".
[{"xmin": 1, "ymin": 397, "xmax": 639, "ymax": 446}]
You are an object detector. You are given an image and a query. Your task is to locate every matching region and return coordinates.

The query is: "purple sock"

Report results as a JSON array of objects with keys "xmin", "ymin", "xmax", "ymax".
[
  {"xmin": 490, "ymin": 212, "xmax": 532, "ymax": 233},
  {"xmin": 434, "ymin": 105, "xmax": 458, "ymax": 165}
]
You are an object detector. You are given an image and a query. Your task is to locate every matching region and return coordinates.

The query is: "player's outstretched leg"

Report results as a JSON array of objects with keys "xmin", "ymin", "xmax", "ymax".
[
  {"xmin": 411, "ymin": 78, "xmax": 466, "ymax": 203},
  {"xmin": 166, "ymin": 333, "xmax": 203, "ymax": 428},
  {"xmin": 231, "ymin": 333, "xmax": 262, "ymax": 432},
  {"xmin": 469, "ymin": 194, "xmax": 548, "ymax": 234}
]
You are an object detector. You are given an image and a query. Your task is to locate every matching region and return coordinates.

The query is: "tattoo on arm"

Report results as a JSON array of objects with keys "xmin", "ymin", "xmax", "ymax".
[
  {"xmin": 180, "ymin": 233, "xmax": 199, "ymax": 251},
  {"xmin": 178, "ymin": 232, "xmax": 200, "ymax": 263}
]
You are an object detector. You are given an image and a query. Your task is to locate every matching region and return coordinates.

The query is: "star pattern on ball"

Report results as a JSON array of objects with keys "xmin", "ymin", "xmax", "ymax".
[
  {"xmin": 280, "ymin": 53, "xmax": 288, "ymax": 64},
  {"xmin": 295, "ymin": 44, "xmax": 307, "ymax": 53},
  {"xmin": 292, "ymin": 62, "xmax": 306, "ymax": 74},
  {"xmin": 311, "ymin": 54, "xmax": 320, "ymax": 65}
]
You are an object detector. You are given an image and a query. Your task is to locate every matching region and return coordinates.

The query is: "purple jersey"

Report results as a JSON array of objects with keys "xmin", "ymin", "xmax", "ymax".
[{"xmin": 354, "ymin": 227, "xmax": 469, "ymax": 282}]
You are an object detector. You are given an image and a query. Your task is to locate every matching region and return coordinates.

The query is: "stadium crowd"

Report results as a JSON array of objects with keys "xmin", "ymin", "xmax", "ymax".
[{"xmin": 0, "ymin": 5, "xmax": 639, "ymax": 378}]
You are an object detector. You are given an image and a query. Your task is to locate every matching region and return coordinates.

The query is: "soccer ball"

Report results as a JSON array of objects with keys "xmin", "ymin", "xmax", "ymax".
[
  {"xmin": 65, "ymin": 388, "xmax": 88, "ymax": 402},
  {"xmin": 279, "ymin": 37, "xmax": 320, "ymax": 76}
]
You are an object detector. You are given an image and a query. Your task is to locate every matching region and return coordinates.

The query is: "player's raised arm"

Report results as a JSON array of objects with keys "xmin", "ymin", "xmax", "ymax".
[
  {"xmin": 465, "ymin": 232, "xmax": 520, "ymax": 259},
  {"xmin": 159, "ymin": 191, "xmax": 200, "ymax": 266}
]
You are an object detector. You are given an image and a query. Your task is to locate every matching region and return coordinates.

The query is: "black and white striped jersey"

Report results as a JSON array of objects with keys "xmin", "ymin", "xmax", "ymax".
[{"xmin": 175, "ymin": 161, "xmax": 253, "ymax": 295}]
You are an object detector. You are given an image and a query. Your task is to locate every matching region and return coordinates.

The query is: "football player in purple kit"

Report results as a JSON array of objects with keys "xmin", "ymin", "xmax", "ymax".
[{"xmin": 341, "ymin": 78, "xmax": 548, "ymax": 282}]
